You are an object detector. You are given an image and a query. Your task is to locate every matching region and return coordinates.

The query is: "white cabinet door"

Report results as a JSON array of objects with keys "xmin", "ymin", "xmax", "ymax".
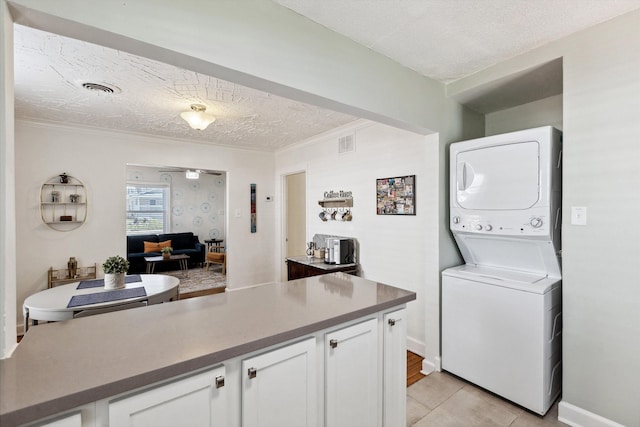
[
  {"xmin": 109, "ymin": 365, "xmax": 226, "ymax": 427},
  {"xmin": 242, "ymin": 338, "xmax": 316, "ymax": 427},
  {"xmin": 325, "ymin": 318, "xmax": 378, "ymax": 427},
  {"xmin": 383, "ymin": 309, "xmax": 407, "ymax": 427}
]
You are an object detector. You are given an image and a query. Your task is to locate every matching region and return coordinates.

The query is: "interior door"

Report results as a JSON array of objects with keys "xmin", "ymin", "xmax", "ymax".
[
  {"xmin": 285, "ymin": 172, "xmax": 306, "ymax": 258},
  {"xmin": 456, "ymin": 141, "xmax": 540, "ymax": 210}
]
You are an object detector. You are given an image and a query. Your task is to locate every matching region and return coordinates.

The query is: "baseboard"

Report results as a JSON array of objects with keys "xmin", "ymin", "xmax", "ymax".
[
  {"xmin": 421, "ymin": 356, "xmax": 440, "ymax": 375},
  {"xmin": 558, "ymin": 401, "xmax": 626, "ymax": 427},
  {"xmin": 406, "ymin": 336, "xmax": 425, "ymax": 357},
  {"xmin": 225, "ymin": 281, "xmax": 272, "ymax": 292}
]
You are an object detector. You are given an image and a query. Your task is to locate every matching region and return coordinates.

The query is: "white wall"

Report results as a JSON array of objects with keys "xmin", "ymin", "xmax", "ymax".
[
  {"xmin": 450, "ymin": 10, "xmax": 640, "ymax": 427},
  {"xmin": 14, "ymin": 120, "xmax": 276, "ymax": 328},
  {"xmin": 276, "ymin": 120, "xmax": 437, "ymax": 357},
  {"xmin": 0, "ymin": 0, "xmax": 17, "ymax": 358}
]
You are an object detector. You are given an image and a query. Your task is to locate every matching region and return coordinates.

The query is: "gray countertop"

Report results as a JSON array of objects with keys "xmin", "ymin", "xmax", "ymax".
[
  {"xmin": 286, "ymin": 255, "xmax": 358, "ymax": 270},
  {"xmin": 0, "ymin": 273, "xmax": 415, "ymax": 426}
]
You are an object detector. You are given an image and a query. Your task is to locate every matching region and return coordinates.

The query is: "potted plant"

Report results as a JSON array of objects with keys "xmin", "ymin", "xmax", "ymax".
[
  {"xmin": 161, "ymin": 246, "xmax": 173, "ymax": 260},
  {"xmin": 102, "ymin": 255, "xmax": 129, "ymax": 290}
]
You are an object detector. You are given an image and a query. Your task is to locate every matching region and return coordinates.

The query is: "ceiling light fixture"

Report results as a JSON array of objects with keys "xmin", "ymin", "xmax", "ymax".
[
  {"xmin": 185, "ymin": 170, "xmax": 200, "ymax": 180},
  {"xmin": 180, "ymin": 104, "xmax": 216, "ymax": 130}
]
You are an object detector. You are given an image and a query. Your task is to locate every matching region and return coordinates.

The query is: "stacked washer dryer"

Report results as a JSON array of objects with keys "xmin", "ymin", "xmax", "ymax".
[{"xmin": 442, "ymin": 126, "xmax": 563, "ymax": 415}]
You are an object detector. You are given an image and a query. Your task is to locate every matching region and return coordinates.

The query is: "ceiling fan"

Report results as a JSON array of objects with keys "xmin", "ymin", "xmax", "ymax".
[{"xmin": 159, "ymin": 168, "xmax": 222, "ymax": 179}]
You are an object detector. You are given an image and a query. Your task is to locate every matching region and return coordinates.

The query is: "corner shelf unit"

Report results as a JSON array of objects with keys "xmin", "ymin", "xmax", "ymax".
[{"xmin": 40, "ymin": 175, "xmax": 87, "ymax": 231}]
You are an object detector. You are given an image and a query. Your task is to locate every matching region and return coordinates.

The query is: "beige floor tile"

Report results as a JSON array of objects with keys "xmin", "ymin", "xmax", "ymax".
[
  {"xmin": 412, "ymin": 387, "xmax": 520, "ymax": 427},
  {"xmin": 510, "ymin": 401, "xmax": 568, "ymax": 427},
  {"xmin": 406, "ymin": 395, "xmax": 431, "ymax": 426},
  {"xmin": 407, "ymin": 371, "xmax": 465, "ymax": 410},
  {"xmin": 462, "ymin": 383, "xmax": 523, "ymax": 418}
]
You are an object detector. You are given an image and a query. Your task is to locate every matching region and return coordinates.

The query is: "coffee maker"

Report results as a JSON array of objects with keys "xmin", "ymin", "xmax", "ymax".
[{"xmin": 324, "ymin": 238, "xmax": 356, "ymax": 265}]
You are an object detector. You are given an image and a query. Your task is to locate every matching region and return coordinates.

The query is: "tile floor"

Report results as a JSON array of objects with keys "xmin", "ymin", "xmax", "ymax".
[{"xmin": 407, "ymin": 371, "xmax": 568, "ymax": 426}]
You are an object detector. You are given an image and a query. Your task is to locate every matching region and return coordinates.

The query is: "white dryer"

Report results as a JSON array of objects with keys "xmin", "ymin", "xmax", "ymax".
[{"xmin": 442, "ymin": 126, "xmax": 562, "ymax": 415}]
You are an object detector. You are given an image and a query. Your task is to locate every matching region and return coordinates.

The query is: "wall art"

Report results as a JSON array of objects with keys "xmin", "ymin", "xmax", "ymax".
[{"xmin": 376, "ymin": 175, "xmax": 415, "ymax": 215}]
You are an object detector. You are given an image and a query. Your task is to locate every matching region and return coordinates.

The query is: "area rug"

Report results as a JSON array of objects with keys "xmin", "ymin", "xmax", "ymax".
[{"xmin": 163, "ymin": 266, "xmax": 227, "ymax": 295}]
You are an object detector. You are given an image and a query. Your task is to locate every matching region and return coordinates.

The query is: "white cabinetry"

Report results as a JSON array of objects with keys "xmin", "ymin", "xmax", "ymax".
[
  {"xmin": 242, "ymin": 338, "xmax": 316, "ymax": 427},
  {"xmin": 383, "ymin": 309, "xmax": 407, "ymax": 427},
  {"xmin": 22, "ymin": 305, "xmax": 409, "ymax": 427},
  {"xmin": 325, "ymin": 318, "xmax": 378, "ymax": 427},
  {"xmin": 108, "ymin": 365, "xmax": 226, "ymax": 427}
]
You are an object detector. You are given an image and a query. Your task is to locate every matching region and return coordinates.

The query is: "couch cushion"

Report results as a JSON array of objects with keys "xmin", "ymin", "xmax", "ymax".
[
  {"xmin": 158, "ymin": 232, "xmax": 195, "ymax": 250},
  {"xmin": 127, "ymin": 234, "xmax": 159, "ymax": 254}
]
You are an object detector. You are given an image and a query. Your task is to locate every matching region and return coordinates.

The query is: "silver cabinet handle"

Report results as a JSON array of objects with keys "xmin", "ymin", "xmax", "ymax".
[
  {"xmin": 248, "ymin": 367, "xmax": 257, "ymax": 379},
  {"xmin": 329, "ymin": 339, "xmax": 338, "ymax": 349},
  {"xmin": 215, "ymin": 376, "xmax": 225, "ymax": 388}
]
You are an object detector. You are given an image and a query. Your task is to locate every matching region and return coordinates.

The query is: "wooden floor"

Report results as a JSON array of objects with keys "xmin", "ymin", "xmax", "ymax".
[{"xmin": 407, "ymin": 351, "xmax": 426, "ymax": 386}]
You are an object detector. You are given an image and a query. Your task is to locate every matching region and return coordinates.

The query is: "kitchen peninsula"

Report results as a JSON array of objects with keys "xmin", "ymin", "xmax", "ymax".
[{"xmin": 0, "ymin": 273, "xmax": 415, "ymax": 427}]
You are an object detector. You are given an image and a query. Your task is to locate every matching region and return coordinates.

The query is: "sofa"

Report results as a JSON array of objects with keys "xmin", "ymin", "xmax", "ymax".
[{"xmin": 126, "ymin": 232, "xmax": 205, "ymax": 274}]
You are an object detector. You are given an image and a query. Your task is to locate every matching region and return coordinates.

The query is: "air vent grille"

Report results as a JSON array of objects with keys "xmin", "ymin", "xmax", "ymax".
[
  {"xmin": 81, "ymin": 82, "xmax": 120, "ymax": 94},
  {"xmin": 338, "ymin": 134, "xmax": 355, "ymax": 154}
]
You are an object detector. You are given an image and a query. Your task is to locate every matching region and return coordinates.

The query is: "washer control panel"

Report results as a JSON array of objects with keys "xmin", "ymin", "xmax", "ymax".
[{"xmin": 450, "ymin": 208, "xmax": 555, "ymax": 238}]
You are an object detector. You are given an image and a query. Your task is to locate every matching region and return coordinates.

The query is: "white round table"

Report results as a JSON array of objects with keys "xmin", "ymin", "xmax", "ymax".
[{"xmin": 23, "ymin": 274, "xmax": 179, "ymax": 332}]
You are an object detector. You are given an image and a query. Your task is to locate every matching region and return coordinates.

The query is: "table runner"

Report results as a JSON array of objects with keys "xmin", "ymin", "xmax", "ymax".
[
  {"xmin": 67, "ymin": 287, "xmax": 147, "ymax": 308},
  {"xmin": 77, "ymin": 275, "xmax": 142, "ymax": 289}
]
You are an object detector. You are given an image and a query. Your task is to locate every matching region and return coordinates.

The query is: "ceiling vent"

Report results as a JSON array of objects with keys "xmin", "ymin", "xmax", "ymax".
[
  {"xmin": 338, "ymin": 134, "xmax": 355, "ymax": 154},
  {"xmin": 80, "ymin": 82, "xmax": 121, "ymax": 94}
]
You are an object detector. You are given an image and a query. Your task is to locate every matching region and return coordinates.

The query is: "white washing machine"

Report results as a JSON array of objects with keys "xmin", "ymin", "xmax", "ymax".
[{"xmin": 442, "ymin": 126, "xmax": 563, "ymax": 415}]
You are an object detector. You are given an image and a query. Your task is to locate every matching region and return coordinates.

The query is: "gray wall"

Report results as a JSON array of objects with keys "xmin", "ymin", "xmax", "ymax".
[{"xmin": 451, "ymin": 10, "xmax": 640, "ymax": 426}]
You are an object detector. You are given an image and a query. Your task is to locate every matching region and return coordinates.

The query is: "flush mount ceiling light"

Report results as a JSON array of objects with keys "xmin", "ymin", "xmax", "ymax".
[
  {"xmin": 185, "ymin": 170, "xmax": 200, "ymax": 180},
  {"xmin": 180, "ymin": 104, "xmax": 216, "ymax": 130}
]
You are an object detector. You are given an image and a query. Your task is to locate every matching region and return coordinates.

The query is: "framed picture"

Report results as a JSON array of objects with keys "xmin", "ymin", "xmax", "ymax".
[{"xmin": 376, "ymin": 175, "xmax": 415, "ymax": 215}]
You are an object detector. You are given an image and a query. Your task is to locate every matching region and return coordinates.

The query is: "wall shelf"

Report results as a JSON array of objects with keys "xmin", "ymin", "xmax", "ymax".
[
  {"xmin": 318, "ymin": 198, "xmax": 353, "ymax": 208},
  {"xmin": 40, "ymin": 174, "xmax": 88, "ymax": 231}
]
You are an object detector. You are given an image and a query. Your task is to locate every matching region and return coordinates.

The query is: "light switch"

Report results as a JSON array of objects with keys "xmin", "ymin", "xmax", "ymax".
[
  {"xmin": 571, "ymin": 206, "xmax": 587, "ymax": 225},
  {"xmin": 235, "ymin": 209, "xmax": 241, "ymax": 218}
]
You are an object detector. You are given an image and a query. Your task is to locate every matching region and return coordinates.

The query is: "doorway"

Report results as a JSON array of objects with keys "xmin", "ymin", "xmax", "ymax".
[{"xmin": 285, "ymin": 172, "xmax": 306, "ymax": 258}]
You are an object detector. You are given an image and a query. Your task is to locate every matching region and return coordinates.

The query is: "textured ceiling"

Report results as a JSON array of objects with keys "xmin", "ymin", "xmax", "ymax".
[
  {"xmin": 14, "ymin": 1, "xmax": 640, "ymax": 149},
  {"xmin": 13, "ymin": 25, "xmax": 358, "ymax": 151},
  {"xmin": 274, "ymin": 0, "xmax": 640, "ymax": 82}
]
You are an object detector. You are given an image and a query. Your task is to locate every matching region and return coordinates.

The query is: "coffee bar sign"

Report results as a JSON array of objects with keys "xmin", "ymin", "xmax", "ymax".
[{"xmin": 323, "ymin": 190, "xmax": 352, "ymax": 199}]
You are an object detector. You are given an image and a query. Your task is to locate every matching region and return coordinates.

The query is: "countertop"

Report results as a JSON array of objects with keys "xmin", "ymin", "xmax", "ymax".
[
  {"xmin": 286, "ymin": 255, "xmax": 358, "ymax": 270},
  {"xmin": 0, "ymin": 273, "xmax": 415, "ymax": 426}
]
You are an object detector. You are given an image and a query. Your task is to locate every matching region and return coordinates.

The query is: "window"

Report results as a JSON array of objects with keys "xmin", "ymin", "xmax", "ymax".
[{"xmin": 126, "ymin": 184, "xmax": 169, "ymax": 235}]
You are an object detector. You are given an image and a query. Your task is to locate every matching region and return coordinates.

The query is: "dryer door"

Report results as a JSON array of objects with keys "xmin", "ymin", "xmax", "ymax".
[{"xmin": 455, "ymin": 141, "xmax": 540, "ymax": 210}]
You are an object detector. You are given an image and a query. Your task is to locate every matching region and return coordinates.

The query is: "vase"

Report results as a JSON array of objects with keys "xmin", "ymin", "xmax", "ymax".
[
  {"xmin": 104, "ymin": 272, "xmax": 125, "ymax": 290},
  {"xmin": 67, "ymin": 257, "xmax": 78, "ymax": 278},
  {"xmin": 163, "ymin": 252, "xmax": 171, "ymax": 260}
]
